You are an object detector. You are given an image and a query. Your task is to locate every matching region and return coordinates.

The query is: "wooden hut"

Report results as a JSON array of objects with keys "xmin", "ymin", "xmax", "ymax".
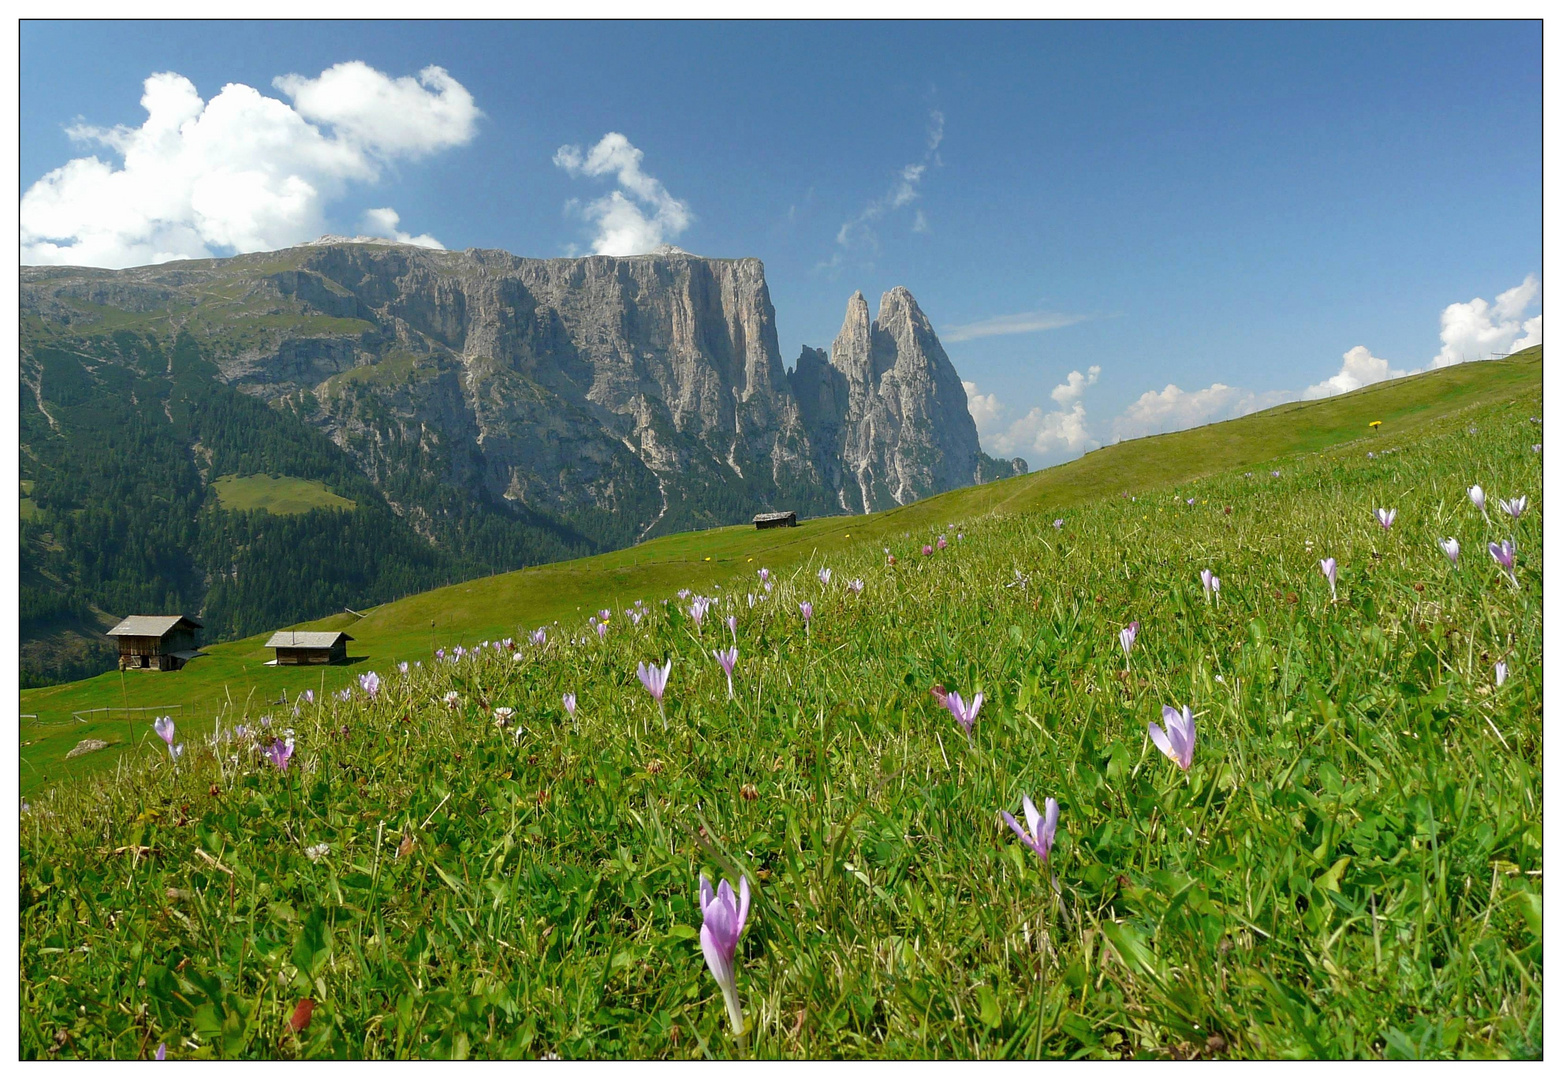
[
  {"xmin": 753, "ymin": 511, "xmax": 798, "ymax": 530},
  {"xmin": 265, "ymin": 630, "xmax": 353, "ymax": 666},
  {"xmin": 106, "ymin": 615, "xmax": 204, "ymax": 671}
]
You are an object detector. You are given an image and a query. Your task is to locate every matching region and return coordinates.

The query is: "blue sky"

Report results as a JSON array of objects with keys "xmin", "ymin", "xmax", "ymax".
[{"xmin": 20, "ymin": 20, "xmax": 1542, "ymax": 465}]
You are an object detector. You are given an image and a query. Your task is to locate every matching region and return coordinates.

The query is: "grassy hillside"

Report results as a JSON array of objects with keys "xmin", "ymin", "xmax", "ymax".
[
  {"xmin": 210, "ymin": 475, "xmax": 358, "ymax": 516},
  {"xmin": 19, "ymin": 364, "xmax": 1541, "ymax": 1058},
  {"xmin": 19, "ymin": 350, "xmax": 1539, "ymax": 798}
]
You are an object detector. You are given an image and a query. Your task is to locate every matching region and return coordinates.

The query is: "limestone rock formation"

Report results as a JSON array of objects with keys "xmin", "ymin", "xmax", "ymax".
[{"xmin": 21, "ymin": 242, "xmax": 1024, "ymax": 546}]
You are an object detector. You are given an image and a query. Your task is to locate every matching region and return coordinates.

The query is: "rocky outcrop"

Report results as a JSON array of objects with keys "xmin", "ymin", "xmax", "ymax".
[
  {"xmin": 811, "ymin": 287, "xmax": 996, "ymax": 512},
  {"xmin": 20, "ymin": 242, "xmax": 1024, "ymax": 543}
]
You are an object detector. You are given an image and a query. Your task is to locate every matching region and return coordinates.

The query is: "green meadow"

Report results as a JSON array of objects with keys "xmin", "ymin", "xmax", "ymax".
[
  {"xmin": 18, "ymin": 350, "xmax": 1539, "ymax": 797},
  {"xmin": 209, "ymin": 474, "xmax": 358, "ymax": 516},
  {"xmin": 18, "ymin": 351, "xmax": 1541, "ymax": 1058}
]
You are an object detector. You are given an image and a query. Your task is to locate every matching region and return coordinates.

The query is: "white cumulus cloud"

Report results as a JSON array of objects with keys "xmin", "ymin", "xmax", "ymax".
[
  {"xmin": 962, "ymin": 380, "xmax": 1003, "ymax": 434},
  {"xmin": 553, "ymin": 132, "xmax": 692, "ymax": 256},
  {"xmin": 1302, "ymin": 345, "xmax": 1411, "ymax": 400},
  {"xmin": 1111, "ymin": 382, "xmax": 1289, "ymax": 442},
  {"xmin": 361, "ymin": 207, "xmax": 443, "ymax": 249},
  {"xmin": 274, "ymin": 62, "xmax": 480, "ymax": 159},
  {"xmin": 21, "ymin": 63, "xmax": 475, "ymax": 268},
  {"xmin": 1432, "ymin": 274, "xmax": 1542, "ymax": 367},
  {"xmin": 968, "ymin": 365, "xmax": 1102, "ymax": 466}
]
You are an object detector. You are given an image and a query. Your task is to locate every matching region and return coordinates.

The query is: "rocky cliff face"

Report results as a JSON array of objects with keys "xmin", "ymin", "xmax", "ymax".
[
  {"xmin": 21, "ymin": 242, "xmax": 1024, "ymax": 544},
  {"xmin": 809, "ymin": 287, "xmax": 998, "ymax": 513}
]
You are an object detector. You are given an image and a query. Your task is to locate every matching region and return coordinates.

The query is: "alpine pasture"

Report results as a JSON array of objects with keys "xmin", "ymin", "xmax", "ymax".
[{"xmin": 19, "ymin": 362, "xmax": 1542, "ymax": 1059}]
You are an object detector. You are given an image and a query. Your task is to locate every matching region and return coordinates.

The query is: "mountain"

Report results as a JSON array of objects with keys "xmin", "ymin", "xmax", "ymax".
[{"xmin": 19, "ymin": 242, "xmax": 1023, "ymax": 685}]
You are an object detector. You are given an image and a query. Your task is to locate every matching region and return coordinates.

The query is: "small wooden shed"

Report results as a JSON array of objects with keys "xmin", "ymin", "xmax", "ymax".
[
  {"xmin": 265, "ymin": 630, "xmax": 353, "ymax": 666},
  {"xmin": 753, "ymin": 511, "xmax": 798, "ymax": 530},
  {"xmin": 107, "ymin": 615, "xmax": 204, "ymax": 671}
]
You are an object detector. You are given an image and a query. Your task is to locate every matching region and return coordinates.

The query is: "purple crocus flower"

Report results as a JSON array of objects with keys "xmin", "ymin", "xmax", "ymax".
[
  {"xmin": 698, "ymin": 874, "xmax": 751, "ymax": 1035},
  {"xmin": 265, "ymin": 737, "xmax": 294, "ymax": 773},
  {"xmin": 847, "ymin": 578, "xmax": 864, "ymax": 596},
  {"xmin": 1495, "ymin": 661, "xmax": 1508, "ymax": 687},
  {"xmin": 598, "ymin": 608, "xmax": 612, "ymax": 621},
  {"xmin": 726, "ymin": 614, "xmax": 738, "ymax": 639},
  {"xmin": 629, "ymin": 609, "xmax": 643, "ymax": 626},
  {"xmin": 1489, "ymin": 539, "xmax": 1518, "ymax": 587},
  {"xmin": 1002, "ymin": 795, "xmax": 1059, "ymax": 864},
  {"xmin": 1200, "ymin": 569, "xmax": 1216, "ymax": 599},
  {"xmin": 1186, "ymin": 497, "xmax": 1195, "ymax": 506},
  {"xmin": 359, "ymin": 671, "xmax": 380, "ymax": 699},
  {"xmin": 1375, "ymin": 507, "xmax": 1397, "ymax": 530},
  {"xmin": 563, "ymin": 692, "xmax": 576, "ymax": 717},
  {"xmin": 1119, "ymin": 621, "xmax": 1139, "ymax": 667},
  {"xmin": 638, "ymin": 660, "xmax": 672, "ymax": 724},
  {"xmin": 945, "ymin": 691, "xmax": 982, "ymax": 737},
  {"xmin": 1149, "ymin": 705, "xmax": 1196, "ymax": 771},
  {"xmin": 936, "ymin": 535, "xmax": 947, "ymax": 550},
  {"xmin": 678, "ymin": 589, "xmax": 691, "ymax": 601},
  {"xmin": 757, "ymin": 568, "xmax": 770, "ymax": 583},
  {"xmin": 1053, "ymin": 518, "xmax": 1064, "ymax": 529},
  {"xmin": 1532, "ymin": 443, "xmax": 1542, "ymax": 453},
  {"xmin": 155, "ymin": 1043, "xmax": 166, "ymax": 1061},
  {"xmin": 1498, "ymin": 495, "xmax": 1527, "ymax": 520},
  {"xmin": 713, "ymin": 646, "xmax": 738, "ymax": 700},
  {"xmin": 1271, "ymin": 470, "xmax": 1281, "ymax": 478},
  {"xmin": 819, "ymin": 566, "xmax": 832, "ymax": 585},
  {"xmin": 689, "ymin": 596, "xmax": 710, "ymax": 628},
  {"xmin": 302, "ymin": 689, "xmax": 314, "ymax": 706},
  {"xmin": 595, "ymin": 621, "xmax": 608, "ymax": 642},
  {"xmin": 531, "ymin": 628, "xmax": 547, "ymax": 647},
  {"xmin": 1320, "ymin": 557, "xmax": 1338, "ymax": 601},
  {"xmin": 1469, "ymin": 484, "xmax": 1487, "ymax": 519},
  {"xmin": 397, "ymin": 661, "xmax": 409, "ymax": 675},
  {"xmin": 153, "ymin": 716, "xmax": 183, "ymax": 762},
  {"xmin": 1439, "ymin": 537, "xmax": 1460, "ymax": 564},
  {"xmin": 798, "ymin": 601, "xmax": 813, "ymax": 630}
]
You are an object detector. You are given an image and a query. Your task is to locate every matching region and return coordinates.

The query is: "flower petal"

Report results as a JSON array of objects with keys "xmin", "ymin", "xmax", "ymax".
[
  {"xmin": 1022, "ymin": 795, "xmax": 1041, "ymax": 839},
  {"xmin": 700, "ymin": 922, "xmax": 736, "ymax": 995},
  {"xmin": 1148, "ymin": 722, "xmax": 1176, "ymax": 762}
]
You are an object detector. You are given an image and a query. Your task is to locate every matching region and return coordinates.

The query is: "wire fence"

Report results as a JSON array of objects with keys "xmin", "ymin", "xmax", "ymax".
[{"xmin": 62, "ymin": 704, "xmax": 187, "ymax": 725}]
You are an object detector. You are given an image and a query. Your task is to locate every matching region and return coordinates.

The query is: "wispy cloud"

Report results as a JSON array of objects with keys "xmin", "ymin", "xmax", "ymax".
[
  {"xmin": 819, "ymin": 109, "xmax": 943, "ymax": 273},
  {"xmin": 942, "ymin": 310, "xmax": 1094, "ymax": 343}
]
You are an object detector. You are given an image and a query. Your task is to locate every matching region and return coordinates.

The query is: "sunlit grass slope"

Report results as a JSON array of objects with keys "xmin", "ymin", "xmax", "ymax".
[
  {"xmin": 19, "ymin": 349, "xmax": 1539, "ymax": 796},
  {"xmin": 210, "ymin": 474, "xmax": 358, "ymax": 515},
  {"xmin": 20, "ymin": 373, "xmax": 1541, "ymax": 1059}
]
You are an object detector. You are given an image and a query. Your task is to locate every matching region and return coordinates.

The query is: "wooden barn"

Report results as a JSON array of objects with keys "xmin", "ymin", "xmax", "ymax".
[
  {"xmin": 753, "ymin": 511, "xmax": 798, "ymax": 530},
  {"xmin": 106, "ymin": 615, "xmax": 204, "ymax": 672},
  {"xmin": 265, "ymin": 630, "xmax": 353, "ymax": 666}
]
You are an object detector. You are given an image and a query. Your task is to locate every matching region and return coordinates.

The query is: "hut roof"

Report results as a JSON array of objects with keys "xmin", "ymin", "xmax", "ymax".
[
  {"xmin": 753, "ymin": 511, "xmax": 797, "ymax": 523},
  {"xmin": 265, "ymin": 631, "xmax": 354, "ymax": 650},
  {"xmin": 106, "ymin": 615, "xmax": 203, "ymax": 638}
]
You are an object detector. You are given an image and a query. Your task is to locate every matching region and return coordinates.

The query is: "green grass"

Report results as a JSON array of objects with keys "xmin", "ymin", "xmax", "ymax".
[
  {"xmin": 18, "ymin": 351, "xmax": 1540, "ymax": 796},
  {"xmin": 18, "ymin": 359, "xmax": 1542, "ymax": 1059},
  {"xmin": 210, "ymin": 475, "xmax": 357, "ymax": 516}
]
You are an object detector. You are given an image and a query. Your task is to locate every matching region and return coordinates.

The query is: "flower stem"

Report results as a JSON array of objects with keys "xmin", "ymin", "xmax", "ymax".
[{"xmin": 722, "ymin": 983, "xmax": 746, "ymax": 1037}]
